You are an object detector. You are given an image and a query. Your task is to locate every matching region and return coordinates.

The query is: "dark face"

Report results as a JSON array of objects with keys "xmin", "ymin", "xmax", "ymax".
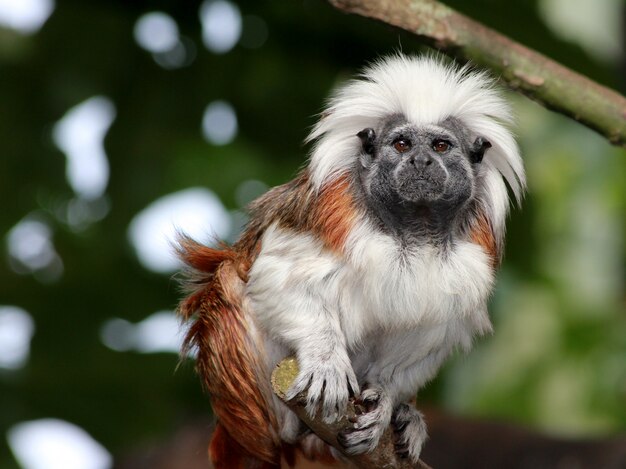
[{"xmin": 356, "ymin": 115, "xmax": 490, "ymax": 238}]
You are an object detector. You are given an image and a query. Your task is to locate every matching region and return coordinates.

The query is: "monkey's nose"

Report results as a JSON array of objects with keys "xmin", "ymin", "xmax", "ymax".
[{"xmin": 409, "ymin": 154, "xmax": 433, "ymax": 169}]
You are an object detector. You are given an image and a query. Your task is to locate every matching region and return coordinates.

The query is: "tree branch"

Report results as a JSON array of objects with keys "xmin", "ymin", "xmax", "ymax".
[
  {"xmin": 271, "ymin": 358, "xmax": 432, "ymax": 469},
  {"xmin": 327, "ymin": 0, "xmax": 626, "ymax": 148}
]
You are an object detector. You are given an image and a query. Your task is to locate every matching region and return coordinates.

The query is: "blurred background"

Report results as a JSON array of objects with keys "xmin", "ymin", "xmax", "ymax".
[{"xmin": 0, "ymin": 0, "xmax": 624, "ymax": 468}]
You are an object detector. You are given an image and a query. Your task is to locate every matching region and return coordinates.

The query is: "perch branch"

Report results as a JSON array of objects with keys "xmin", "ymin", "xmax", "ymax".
[
  {"xmin": 271, "ymin": 358, "xmax": 432, "ymax": 469},
  {"xmin": 327, "ymin": 0, "xmax": 626, "ymax": 148}
]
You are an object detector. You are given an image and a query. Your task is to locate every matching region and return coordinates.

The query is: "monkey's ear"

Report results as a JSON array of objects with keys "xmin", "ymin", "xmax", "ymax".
[
  {"xmin": 357, "ymin": 128, "xmax": 376, "ymax": 155},
  {"xmin": 470, "ymin": 137, "xmax": 492, "ymax": 164}
]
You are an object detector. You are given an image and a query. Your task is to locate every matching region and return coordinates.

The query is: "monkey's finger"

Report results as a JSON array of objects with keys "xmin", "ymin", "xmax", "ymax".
[
  {"xmin": 346, "ymin": 372, "xmax": 360, "ymax": 397},
  {"xmin": 358, "ymin": 388, "xmax": 381, "ymax": 412},
  {"xmin": 306, "ymin": 376, "xmax": 324, "ymax": 401},
  {"xmin": 341, "ymin": 419, "xmax": 376, "ymax": 433},
  {"xmin": 304, "ymin": 377, "xmax": 327, "ymax": 418},
  {"xmin": 321, "ymin": 375, "xmax": 351, "ymax": 423},
  {"xmin": 336, "ymin": 428, "xmax": 376, "ymax": 455},
  {"xmin": 285, "ymin": 373, "xmax": 312, "ymax": 401}
]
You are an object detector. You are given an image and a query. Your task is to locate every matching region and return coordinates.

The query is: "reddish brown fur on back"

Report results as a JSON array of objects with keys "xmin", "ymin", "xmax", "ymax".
[
  {"xmin": 209, "ymin": 423, "xmax": 247, "ymax": 469},
  {"xmin": 179, "ymin": 241, "xmax": 280, "ymax": 466},
  {"xmin": 210, "ymin": 424, "xmax": 280, "ymax": 469},
  {"xmin": 469, "ymin": 211, "xmax": 499, "ymax": 267},
  {"xmin": 178, "ymin": 236, "xmax": 235, "ymax": 273}
]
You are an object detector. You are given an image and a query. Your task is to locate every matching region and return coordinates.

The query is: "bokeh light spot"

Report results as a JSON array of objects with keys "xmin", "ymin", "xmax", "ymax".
[
  {"xmin": 153, "ymin": 36, "xmax": 196, "ymax": 69},
  {"xmin": 128, "ymin": 188, "xmax": 232, "ymax": 273},
  {"xmin": 201, "ymin": 100, "xmax": 238, "ymax": 145},
  {"xmin": 133, "ymin": 311, "xmax": 182, "ymax": 353},
  {"xmin": 65, "ymin": 197, "xmax": 111, "ymax": 232},
  {"xmin": 6, "ymin": 217, "xmax": 63, "ymax": 282},
  {"xmin": 539, "ymin": 0, "xmax": 621, "ymax": 60},
  {"xmin": 99, "ymin": 318, "xmax": 134, "ymax": 352},
  {"xmin": 7, "ymin": 419, "xmax": 112, "ymax": 469},
  {"xmin": 0, "ymin": 0, "xmax": 54, "ymax": 34},
  {"xmin": 0, "ymin": 306, "xmax": 35, "ymax": 370},
  {"xmin": 52, "ymin": 97, "xmax": 116, "ymax": 201},
  {"xmin": 133, "ymin": 11, "xmax": 179, "ymax": 54},
  {"xmin": 199, "ymin": 0, "xmax": 242, "ymax": 54},
  {"xmin": 235, "ymin": 179, "xmax": 268, "ymax": 208},
  {"xmin": 100, "ymin": 311, "xmax": 182, "ymax": 354}
]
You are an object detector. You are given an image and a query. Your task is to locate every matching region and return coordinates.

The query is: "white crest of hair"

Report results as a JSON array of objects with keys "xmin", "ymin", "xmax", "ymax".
[{"xmin": 306, "ymin": 54, "xmax": 525, "ymax": 241}]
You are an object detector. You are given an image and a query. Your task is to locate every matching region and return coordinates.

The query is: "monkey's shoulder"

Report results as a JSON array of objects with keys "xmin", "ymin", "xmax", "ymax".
[
  {"xmin": 246, "ymin": 171, "xmax": 314, "ymax": 233},
  {"xmin": 240, "ymin": 170, "xmax": 358, "ymax": 258}
]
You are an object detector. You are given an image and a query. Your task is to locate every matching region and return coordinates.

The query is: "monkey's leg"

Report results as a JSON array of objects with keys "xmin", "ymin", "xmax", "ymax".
[
  {"xmin": 336, "ymin": 387, "xmax": 393, "ymax": 455},
  {"xmin": 391, "ymin": 403, "xmax": 428, "ymax": 463}
]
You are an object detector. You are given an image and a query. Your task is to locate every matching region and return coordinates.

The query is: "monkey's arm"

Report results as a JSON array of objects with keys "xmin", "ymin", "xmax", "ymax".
[
  {"xmin": 247, "ymin": 225, "xmax": 359, "ymax": 422},
  {"xmin": 272, "ymin": 358, "xmax": 433, "ymax": 469}
]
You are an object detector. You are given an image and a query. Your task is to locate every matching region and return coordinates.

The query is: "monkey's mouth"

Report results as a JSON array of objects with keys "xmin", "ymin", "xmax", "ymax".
[{"xmin": 395, "ymin": 172, "xmax": 446, "ymax": 203}]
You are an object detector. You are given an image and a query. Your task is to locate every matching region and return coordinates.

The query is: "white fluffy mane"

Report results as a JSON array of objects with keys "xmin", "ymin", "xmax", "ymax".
[{"xmin": 306, "ymin": 54, "xmax": 526, "ymax": 241}]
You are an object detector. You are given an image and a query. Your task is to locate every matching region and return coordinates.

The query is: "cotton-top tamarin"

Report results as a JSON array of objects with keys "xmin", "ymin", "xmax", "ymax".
[{"xmin": 178, "ymin": 54, "xmax": 525, "ymax": 468}]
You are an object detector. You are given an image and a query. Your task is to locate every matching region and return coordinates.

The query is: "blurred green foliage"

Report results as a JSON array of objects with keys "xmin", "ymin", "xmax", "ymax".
[{"xmin": 0, "ymin": 0, "xmax": 624, "ymax": 467}]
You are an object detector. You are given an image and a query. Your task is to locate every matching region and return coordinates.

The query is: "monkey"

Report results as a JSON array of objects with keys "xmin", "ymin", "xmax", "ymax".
[{"xmin": 178, "ymin": 54, "xmax": 525, "ymax": 468}]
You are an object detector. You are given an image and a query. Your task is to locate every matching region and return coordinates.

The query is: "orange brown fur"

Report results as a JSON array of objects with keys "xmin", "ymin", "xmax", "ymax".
[
  {"xmin": 241, "ymin": 170, "xmax": 358, "ymax": 255},
  {"xmin": 210, "ymin": 423, "xmax": 283, "ymax": 469},
  {"xmin": 469, "ymin": 210, "xmax": 499, "ymax": 267},
  {"xmin": 179, "ymin": 241, "xmax": 279, "ymax": 467},
  {"xmin": 310, "ymin": 175, "xmax": 358, "ymax": 254}
]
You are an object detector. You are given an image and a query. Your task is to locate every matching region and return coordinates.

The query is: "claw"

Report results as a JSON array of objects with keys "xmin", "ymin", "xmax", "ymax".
[
  {"xmin": 397, "ymin": 449, "xmax": 410, "ymax": 459},
  {"xmin": 353, "ymin": 420, "xmax": 376, "ymax": 431},
  {"xmin": 363, "ymin": 399, "xmax": 378, "ymax": 413},
  {"xmin": 358, "ymin": 389, "xmax": 381, "ymax": 413},
  {"xmin": 347, "ymin": 380, "xmax": 359, "ymax": 399},
  {"xmin": 336, "ymin": 431, "xmax": 349, "ymax": 448},
  {"xmin": 394, "ymin": 439, "xmax": 409, "ymax": 452},
  {"xmin": 392, "ymin": 419, "xmax": 409, "ymax": 432}
]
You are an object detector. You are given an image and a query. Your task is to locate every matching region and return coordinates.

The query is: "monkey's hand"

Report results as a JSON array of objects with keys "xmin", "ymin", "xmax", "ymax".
[
  {"xmin": 337, "ymin": 387, "xmax": 393, "ymax": 455},
  {"xmin": 392, "ymin": 403, "xmax": 428, "ymax": 462},
  {"xmin": 286, "ymin": 348, "xmax": 359, "ymax": 423}
]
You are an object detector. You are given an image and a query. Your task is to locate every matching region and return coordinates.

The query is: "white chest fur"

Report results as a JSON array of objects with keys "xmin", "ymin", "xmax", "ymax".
[
  {"xmin": 247, "ymin": 222, "xmax": 495, "ymax": 402},
  {"xmin": 341, "ymin": 220, "xmax": 494, "ymax": 346}
]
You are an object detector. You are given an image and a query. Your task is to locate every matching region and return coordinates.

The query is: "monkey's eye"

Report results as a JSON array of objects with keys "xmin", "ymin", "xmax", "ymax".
[
  {"xmin": 432, "ymin": 139, "xmax": 451, "ymax": 153},
  {"xmin": 393, "ymin": 138, "xmax": 411, "ymax": 153}
]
